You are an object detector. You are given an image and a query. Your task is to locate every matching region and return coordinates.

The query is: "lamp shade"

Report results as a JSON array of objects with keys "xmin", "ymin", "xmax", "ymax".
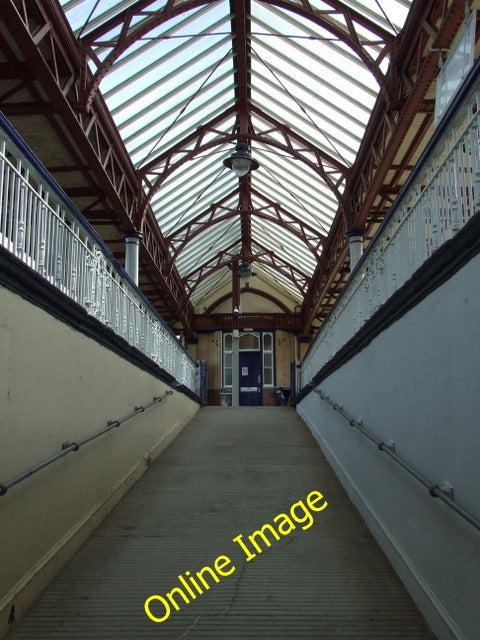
[
  {"xmin": 239, "ymin": 261, "xmax": 253, "ymax": 278},
  {"xmin": 223, "ymin": 142, "xmax": 259, "ymax": 177}
]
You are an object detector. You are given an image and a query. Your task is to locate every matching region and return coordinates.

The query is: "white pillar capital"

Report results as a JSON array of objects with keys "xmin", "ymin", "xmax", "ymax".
[
  {"xmin": 122, "ymin": 231, "xmax": 143, "ymax": 285},
  {"xmin": 346, "ymin": 229, "xmax": 365, "ymax": 271}
]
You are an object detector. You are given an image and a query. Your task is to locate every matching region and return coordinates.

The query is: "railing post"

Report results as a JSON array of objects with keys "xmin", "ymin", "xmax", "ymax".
[{"xmin": 17, "ymin": 180, "xmax": 27, "ymax": 257}]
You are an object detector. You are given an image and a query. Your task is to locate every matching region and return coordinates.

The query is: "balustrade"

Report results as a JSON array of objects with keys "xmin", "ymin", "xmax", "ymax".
[
  {"xmin": 301, "ymin": 65, "xmax": 480, "ymax": 387},
  {"xmin": 0, "ymin": 115, "xmax": 198, "ymax": 394}
]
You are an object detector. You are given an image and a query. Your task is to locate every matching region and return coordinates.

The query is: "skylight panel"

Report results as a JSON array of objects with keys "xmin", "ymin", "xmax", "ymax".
[
  {"xmin": 252, "ymin": 31, "xmax": 378, "ymax": 98},
  {"xmin": 60, "ymin": 0, "xmax": 136, "ymax": 37},
  {"xmin": 155, "ymin": 175, "xmax": 234, "ymax": 236},
  {"xmin": 251, "ymin": 217, "xmax": 318, "ymax": 272},
  {"xmin": 190, "ymin": 267, "xmax": 233, "ymax": 305},
  {"xmin": 132, "ymin": 110, "xmax": 236, "ymax": 172},
  {"xmin": 251, "ymin": 80, "xmax": 361, "ymax": 165},
  {"xmin": 252, "ymin": 174, "xmax": 336, "ymax": 232},
  {"xmin": 105, "ymin": 36, "xmax": 232, "ymax": 114},
  {"xmin": 124, "ymin": 97, "xmax": 230, "ymax": 167},
  {"xmin": 252, "ymin": 167, "xmax": 338, "ymax": 224},
  {"xmin": 339, "ymin": 0, "xmax": 411, "ymax": 34},
  {"xmin": 155, "ymin": 149, "xmax": 232, "ymax": 202},
  {"xmin": 253, "ymin": 146, "xmax": 339, "ymax": 202},
  {"xmin": 177, "ymin": 219, "xmax": 241, "ymax": 275},
  {"xmin": 118, "ymin": 74, "xmax": 231, "ymax": 148},
  {"xmin": 306, "ymin": 0, "xmax": 410, "ymax": 36},
  {"xmin": 254, "ymin": 84, "xmax": 365, "ymax": 155},
  {"xmin": 253, "ymin": 263, "xmax": 304, "ymax": 300},
  {"xmin": 158, "ymin": 166, "xmax": 232, "ymax": 218}
]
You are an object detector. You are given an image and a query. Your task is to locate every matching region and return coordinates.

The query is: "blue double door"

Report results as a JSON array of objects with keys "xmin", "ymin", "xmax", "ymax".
[{"xmin": 239, "ymin": 351, "xmax": 262, "ymax": 406}]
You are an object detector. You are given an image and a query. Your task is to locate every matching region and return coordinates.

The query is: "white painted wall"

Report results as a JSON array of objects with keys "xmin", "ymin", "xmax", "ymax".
[
  {"xmin": 0, "ymin": 285, "xmax": 199, "ymax": 638},
  {"xmin": 297, "ymin": 254, "xmax": 480, "ymax": 640}
]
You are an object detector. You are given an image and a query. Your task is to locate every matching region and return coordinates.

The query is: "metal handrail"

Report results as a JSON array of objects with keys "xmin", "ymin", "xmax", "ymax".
[
  {"xmin": 315, "ymin": 388, "xmax": 480, "ymax": 533},
  {"xmin": 0, "ymin": 390, "xmax": 173, "ymax": 497}
]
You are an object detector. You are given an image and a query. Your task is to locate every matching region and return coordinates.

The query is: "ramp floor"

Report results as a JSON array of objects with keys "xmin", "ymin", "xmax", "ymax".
[{"xmin": 9, "ymin": 407, "xmax": 436, "ymax": 639}]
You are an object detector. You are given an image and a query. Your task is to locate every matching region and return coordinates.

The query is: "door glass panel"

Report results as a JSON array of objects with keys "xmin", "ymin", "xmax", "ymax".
[
  {"xmin": 263, "ymin": 332, "xmax": 274, "ymax": 387},
  {"xmin": 263, "ymin": 333, "xmax": 272, "ymax": 351}
]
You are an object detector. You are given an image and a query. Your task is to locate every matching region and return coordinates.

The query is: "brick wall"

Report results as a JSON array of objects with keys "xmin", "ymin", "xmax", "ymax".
[
  {"xmin": 196, "ymin": 331, "xmax": 222, "ymax": 389},
  {"xmin": 275, "ymin": 330, "xmax": 294, "ymax": 387}
]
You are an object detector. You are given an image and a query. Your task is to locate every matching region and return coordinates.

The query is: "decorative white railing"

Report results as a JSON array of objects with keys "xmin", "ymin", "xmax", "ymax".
[
  {"xmin": 0, "ymin": 115, "xmax": 198, "ymax": 394},
  {"xmin": 301, "ymin": 64, "xmax": 480, "ymax": 388}
]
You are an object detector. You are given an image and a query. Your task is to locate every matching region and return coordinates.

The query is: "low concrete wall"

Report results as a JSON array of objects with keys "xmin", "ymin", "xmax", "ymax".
[
  {"xmin": 0, "ymin": 285, "xmax": 199, "ymax": 638},
  {"xmin": 297, "ymin": 253, "xmax": 480, "ymax": 640}
]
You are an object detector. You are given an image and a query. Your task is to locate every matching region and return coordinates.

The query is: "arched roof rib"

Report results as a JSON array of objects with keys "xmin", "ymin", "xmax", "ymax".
[
  {"xmin": 204, "ymin": 288, "xmax": 292, "ymax": 314},
  {"xmin": 56, "ymin": 0, "xmax": 417, "ymax": 328},
  {"xmin": 184, "ymin": 238, "xmax": 311, "ymax": 299},
  {"xmin": 76, "ymin": 0, "xmax": 394, "ymax": 95},
  {"xmin": 167, "ymin": 192, "xmax": 326, "ymax": 269}
]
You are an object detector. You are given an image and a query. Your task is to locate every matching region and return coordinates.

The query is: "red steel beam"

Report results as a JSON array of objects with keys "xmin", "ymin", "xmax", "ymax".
[
  {"xmin": 231, "ymin": 0, "xmax": 251, "ymax": 137},
  {"xmin": 194, "ymin": 312, "xmax": 303, "ymax": 331},
  {"xmin": 240, "ymin": 177, "xmax": 252, "ymax": 260},
  {"xmin": 231, "ymin": 0, "xmax": 254, "ymax": 263}
]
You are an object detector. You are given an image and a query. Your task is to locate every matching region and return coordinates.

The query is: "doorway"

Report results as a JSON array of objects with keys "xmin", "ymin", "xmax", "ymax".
[
  {"xmin": 239, "ymin": 351, "xmax": 262, "ymax": 406},
  {"xmin": 223, "ymin": 331, "xmax": 274, "ymax": 406}
]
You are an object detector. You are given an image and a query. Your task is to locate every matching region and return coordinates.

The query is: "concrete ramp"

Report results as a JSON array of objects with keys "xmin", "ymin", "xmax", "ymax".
[{"xmin": 9, "ymin": 407, "xmax": 436, "ymax": 639}]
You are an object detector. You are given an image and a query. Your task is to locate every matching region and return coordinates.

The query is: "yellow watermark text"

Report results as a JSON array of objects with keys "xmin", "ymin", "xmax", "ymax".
[{"xmin": 144, "ymin": 490, "xmax": 328, "ymax": 623}]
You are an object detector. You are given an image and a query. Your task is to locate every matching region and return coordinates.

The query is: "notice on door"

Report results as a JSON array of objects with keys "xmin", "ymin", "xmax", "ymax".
[{"xmin": 241, "ymin": 367, "xmax": 248, "ymax": 376}]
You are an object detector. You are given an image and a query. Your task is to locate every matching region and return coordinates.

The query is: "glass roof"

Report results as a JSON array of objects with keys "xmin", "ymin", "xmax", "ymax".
[{"xmin": 59, "ymin": 0, "xmax": 412, "ymax": 311}]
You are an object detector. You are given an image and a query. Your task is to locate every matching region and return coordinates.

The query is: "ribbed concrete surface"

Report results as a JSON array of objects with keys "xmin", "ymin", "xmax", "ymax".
[{"xmin": 9, "ymin": 407, "xmax": 436, "ymax": 639}]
